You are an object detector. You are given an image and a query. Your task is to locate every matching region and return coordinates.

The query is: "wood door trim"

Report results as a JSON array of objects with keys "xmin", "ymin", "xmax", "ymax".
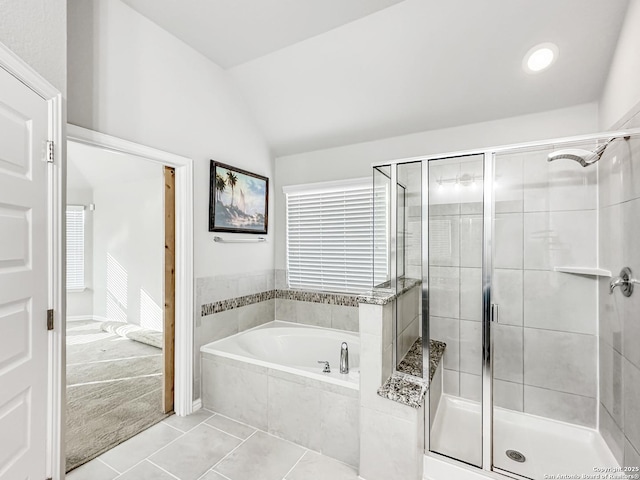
[{"xmin": 163, "ymin": 166, "xmax": 176, "ymax": 413}]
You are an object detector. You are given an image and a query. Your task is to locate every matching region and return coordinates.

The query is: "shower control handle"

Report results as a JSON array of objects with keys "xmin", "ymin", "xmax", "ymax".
[
  {"xmin": 491, "ymin": 304, "xmax": 499, "ymax": 324},
  {"xmin": 317, "ymin": 360, "xmax": 331, "ymax": 373},
  {"xmin": 610, "ymin": 267, "xmax": 638, "ymax": 297}
]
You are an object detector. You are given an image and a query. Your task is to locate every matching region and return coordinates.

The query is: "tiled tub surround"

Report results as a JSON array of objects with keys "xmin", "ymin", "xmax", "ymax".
[
  {"xmin": 201, "ymin": 322, "xmax": 360, "ymax": 467},
  {"xmin": 195, "ymin": 271, "xmax": 276, "ymax": 399},
  {"xmin": 274, "ymin": 291, "xmax": 359, "ymax": 333},
  {"xmin": 274, "ymin": 268, "xmax": 360, "ymax": 332},
  {"xmin": 597, "ymin": 114, "xmax": 640, "ymax": 467},
  {"xmin": 195, "ymin": 269, "xmax": 360, "ymax": 399}
]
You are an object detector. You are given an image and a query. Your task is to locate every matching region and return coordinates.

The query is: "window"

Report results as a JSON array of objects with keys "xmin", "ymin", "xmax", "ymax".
[
  {"xmin": 285, "ymin": 178, "xmax": 381, "ymax": 294},
  {"xmin": 66, "ymin": 205, "xmax": 85, "ymax": 290}
]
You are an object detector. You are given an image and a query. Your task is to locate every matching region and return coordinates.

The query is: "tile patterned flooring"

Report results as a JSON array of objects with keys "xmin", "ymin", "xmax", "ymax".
[{"xmin": 66, "ymin": 408, "xmax": 359, "ymax": 480}]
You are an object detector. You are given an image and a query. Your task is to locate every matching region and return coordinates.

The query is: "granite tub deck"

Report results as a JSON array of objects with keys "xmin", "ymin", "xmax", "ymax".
[{"xmin": 377, "ymin": 338, "xmax": 446, "ymax": 408}]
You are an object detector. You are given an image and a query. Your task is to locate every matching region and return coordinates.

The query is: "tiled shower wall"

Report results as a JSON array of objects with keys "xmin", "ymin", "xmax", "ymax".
[
  {"xmin": 402, "ymin": 151, "xmax": 599, "ymax": 427},
  {"xmin": 597, "ymin": 112, "xmax": 640, "ymax": 467},
  {"xmin": 490, "ymin": 147, "xmax": 598, "ymax": 427}
]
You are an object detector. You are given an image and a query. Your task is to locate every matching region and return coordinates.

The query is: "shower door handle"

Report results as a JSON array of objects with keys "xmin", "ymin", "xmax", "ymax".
[{"xmin": 491, "ymin": 304, "xmax": 499, "ymax": 324}]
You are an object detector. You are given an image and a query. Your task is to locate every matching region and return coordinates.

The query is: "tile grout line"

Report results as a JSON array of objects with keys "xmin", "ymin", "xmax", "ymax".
[
  {"xmin": 162, "ymin": 419, "xmax": 191, "ymax": 434},
  {"xmin": 146, "ymin": 458, "xmax": 183, "ymax": 480},
  {"xmin": 95, "ymin": 457, "xmax": 121, "ymax": 475},
  {"xmin": 162, "ymin": 411, "xmax": 216, "ymax": 435},
  {"xmin": 109, "ymin": 412, "xmax": 216, "ymax": 479},
  {"xmin": 208, "ymin": 429, "xmax": 259, "ymax": 474},
  {"xmin": 196, "ymin": 467, "xmax": 233, "ymax": 480},
  {"xmin": 281, "ymin": 449, "xmax": 309, "ymax": 480},
  {"xmin": 100, "ymin": 425, "xmax": 188, "ymax": 477},
  {"xmin": 201, "ymin": 422, "xmax": 247, "ymax": 441}
]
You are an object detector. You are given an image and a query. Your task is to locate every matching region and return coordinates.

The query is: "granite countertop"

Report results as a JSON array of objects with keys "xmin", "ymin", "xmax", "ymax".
[
  {"xmin": 357, "ymin": 278, "xmax": 421, "ymax": 305},
  {"xmin": 397, "ymin": 338, "xmax": 446, "ymax": 380},
  {"xmin": 377, "ymin": 373, "xmax": 427, "ymax": 409},
  {"xmin": 376, "ymin": 338, "xmax": 446, "ymax": 409}
]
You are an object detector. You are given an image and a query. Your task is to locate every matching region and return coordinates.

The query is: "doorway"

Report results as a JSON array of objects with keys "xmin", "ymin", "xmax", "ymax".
[
  {"xmin": 64, "ymin": 141, "xmax": 173, "ymax": 471},
  {"xmin": 61, "ymin": 125, "xmax": 197, "ymax": 476}
]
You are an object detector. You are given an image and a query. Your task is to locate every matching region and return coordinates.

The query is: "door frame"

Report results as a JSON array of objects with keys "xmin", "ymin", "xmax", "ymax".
[
  {"xmin": 66, "ymin": 124, "xmax": 195, "ymax": 420},
  {"xmin": 0, "ymin": 42, "xmax": 64, "ymax": 480}
]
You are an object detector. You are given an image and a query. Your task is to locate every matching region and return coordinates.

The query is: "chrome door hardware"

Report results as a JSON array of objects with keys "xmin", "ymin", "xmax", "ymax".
[{"xmin": 609, "ymin": 267, "xmax": 638, "ymax": 297}]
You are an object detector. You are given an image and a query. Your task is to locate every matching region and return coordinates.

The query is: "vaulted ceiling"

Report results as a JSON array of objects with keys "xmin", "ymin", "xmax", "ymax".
[{"xmin": 121, "ymin": 0, "xmax": 630, "ymax": 155}]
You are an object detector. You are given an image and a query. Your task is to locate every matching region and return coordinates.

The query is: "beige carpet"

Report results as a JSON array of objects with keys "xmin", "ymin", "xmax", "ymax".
[{"xmin": 65, "ymin": 320, "xmax": 168, "ymax": 473}]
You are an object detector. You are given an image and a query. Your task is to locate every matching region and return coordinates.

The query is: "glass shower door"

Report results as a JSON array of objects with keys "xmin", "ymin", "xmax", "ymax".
[
  {"xmin": 491, "ymin": 138, "xmax": 606, "ymax": 479},
  {"xmin": 427, "ymin": 154, "xmax": 485, "ymax": 467}
]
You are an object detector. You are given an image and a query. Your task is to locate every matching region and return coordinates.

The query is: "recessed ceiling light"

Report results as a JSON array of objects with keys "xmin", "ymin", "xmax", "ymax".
[{"xmin": 523, "ymin": 43, "xmax": 558, "ymax": 74}]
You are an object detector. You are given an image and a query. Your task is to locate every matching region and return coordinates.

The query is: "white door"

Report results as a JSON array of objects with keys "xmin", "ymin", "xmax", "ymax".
[{"xmin": 0, "ymin": 66, "xmax": 50, "ymax": 479}]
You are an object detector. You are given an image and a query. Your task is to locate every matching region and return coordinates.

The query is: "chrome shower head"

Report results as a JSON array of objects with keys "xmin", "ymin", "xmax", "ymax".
[{"xmin": 547, "ymin": 138, "xmax": 614, "ymax": 167}]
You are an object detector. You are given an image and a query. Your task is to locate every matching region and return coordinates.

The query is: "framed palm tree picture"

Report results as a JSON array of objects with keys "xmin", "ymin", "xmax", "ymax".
[{"xmin": 209, "ymin": 160, "xmax": 269, "ymax": 234}]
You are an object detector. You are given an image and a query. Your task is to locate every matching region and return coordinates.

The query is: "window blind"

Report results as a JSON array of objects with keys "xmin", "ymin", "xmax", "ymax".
[
  {"xmin": 286, "ymin": 179, "xmax": 385, "ymax": 294},
  {"xmin": 66, "ymin": 205, "xmax": 85, "ymax": 290}
]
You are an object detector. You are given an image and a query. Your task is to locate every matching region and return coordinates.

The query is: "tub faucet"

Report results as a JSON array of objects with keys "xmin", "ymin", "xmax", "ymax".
[{"xmin": 340, "ymin": 342, "xmax": 349, "ymax": 374}]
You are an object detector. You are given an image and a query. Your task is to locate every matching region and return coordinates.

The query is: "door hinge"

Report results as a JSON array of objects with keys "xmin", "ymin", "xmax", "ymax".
[
  {"xmin": 47, "ymin": 309, "xmax": 54, "ymax": 331},
  {"xmin": 46, "ymin": 140, "xmax": 54, "ymax": 163}
]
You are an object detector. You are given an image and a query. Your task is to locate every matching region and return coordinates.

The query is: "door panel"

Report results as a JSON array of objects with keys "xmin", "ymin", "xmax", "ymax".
[
  {"xmin": 0, "ymin": 66, "xmax": 49, "ymax": 480},
  {"xmin": 427, "ymin": 154, "xmax": 485, "ymax": 467}
]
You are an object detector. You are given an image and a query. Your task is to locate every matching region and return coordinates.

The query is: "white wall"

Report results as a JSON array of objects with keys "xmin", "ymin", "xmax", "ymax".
[
  {"xmin": 0, "ymin": 0, "xmax": 66, "ymax": 94},
  {"xmin": 274, "ymin": 102, "xmax": 599, "ymax": 268},
  {"xmin": 67, "ymin": 0, "xmax": 274, "ymax": 279},
  {"xmin": 599, "ymin": 0, "xmax": 640, "ymax": 129},
  {"xmin": 66, "ymin": 188, "xmax": 94, "ymax": 317},
  {"xmin": 93, "ymin": 173, "xmax": 165, "ymax": 331}
]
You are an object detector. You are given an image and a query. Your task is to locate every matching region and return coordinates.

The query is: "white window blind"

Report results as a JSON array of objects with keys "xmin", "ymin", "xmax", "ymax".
[
  {"xmin": 285, "ymin": 179, "xmax": 383, "ymax": 294},
  {"xmin": 66, "ymin": 205, "xmax": 85, "ymax": 290}
]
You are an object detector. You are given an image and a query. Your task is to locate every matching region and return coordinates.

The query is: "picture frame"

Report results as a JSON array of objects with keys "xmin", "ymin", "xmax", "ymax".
[{"xmin": 209, "ymin": 160, "xmax": 269, "ymax": 234}]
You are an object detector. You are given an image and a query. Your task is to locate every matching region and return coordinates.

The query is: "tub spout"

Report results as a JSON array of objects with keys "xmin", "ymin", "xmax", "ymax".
[{"xmin": 340, "ymin": 342, "xmax": 349, "ymax": 374}]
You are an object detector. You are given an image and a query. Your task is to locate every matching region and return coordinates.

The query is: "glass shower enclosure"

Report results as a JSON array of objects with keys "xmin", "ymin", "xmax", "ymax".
[{"xmin": 373, "ymin": 127, "xmax": 640, "ymax": 480}]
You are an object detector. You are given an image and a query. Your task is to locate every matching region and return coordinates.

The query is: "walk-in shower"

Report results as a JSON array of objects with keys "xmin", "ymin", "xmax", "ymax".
[{"xmin": 373, "ymin": 127, "xmax": 640, "ymax": 480}]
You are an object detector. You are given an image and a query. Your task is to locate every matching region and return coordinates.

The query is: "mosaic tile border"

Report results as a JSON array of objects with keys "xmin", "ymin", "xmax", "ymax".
[
  {"xmin": 275, "ymin": 289, "xmax": 359, "ymax": 307},
  {"xmin": 200, "ymin": 288, "xmax": 360, "ymax": 316},
  {"xmin": 201, "ymin": 290, "xmax": 275, "ymax": 316}
]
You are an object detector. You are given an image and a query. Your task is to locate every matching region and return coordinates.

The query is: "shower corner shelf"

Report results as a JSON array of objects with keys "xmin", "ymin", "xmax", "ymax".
[{"xmin": 553, "ymin": 266, "xmax": 612, "ymax": 277}]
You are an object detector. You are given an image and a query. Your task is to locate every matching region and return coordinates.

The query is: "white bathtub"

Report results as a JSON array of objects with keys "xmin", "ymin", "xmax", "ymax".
[
  {"xmin": 201, "ymin": 320, "xmax": 360, "ymax": 389},
  {"xmin": 201, "ymin": 320, "xmax": 361, "ymax": 466}
]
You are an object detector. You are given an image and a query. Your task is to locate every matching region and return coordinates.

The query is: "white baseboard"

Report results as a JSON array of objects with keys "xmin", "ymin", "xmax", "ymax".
[{"xmin": 192, "ymin": 398, "xmax": 202, "ymax": 413}]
